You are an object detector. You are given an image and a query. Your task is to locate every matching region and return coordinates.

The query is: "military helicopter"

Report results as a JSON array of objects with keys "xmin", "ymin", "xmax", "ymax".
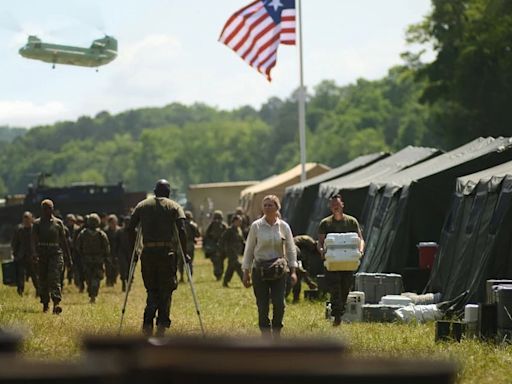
[{"xmin": 18, "ymin": 34, "xmax": 117, "ymax": 69}]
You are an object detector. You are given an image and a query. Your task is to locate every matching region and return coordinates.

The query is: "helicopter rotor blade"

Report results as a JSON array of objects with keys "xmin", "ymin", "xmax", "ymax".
[{"xmin": 0, "ymin": 11, "xmax": 24, "ymax": 33}]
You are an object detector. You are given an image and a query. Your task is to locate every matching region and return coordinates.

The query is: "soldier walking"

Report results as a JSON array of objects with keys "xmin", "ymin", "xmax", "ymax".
[
  {"xmin": 317, "ymin": 193, "xmax": 365, "ymax": 326},
  {"xmin": 32, "ymin": 200, "xmax": 70, "ymax": 314},
  {"xmin": 11, "ymin": 211, "xmax": 39, "ymax": 297},
  {"xmin": 127, "ymin": 179, "xmax": 189, "ymax": 337},
  {"xmin": 219, "ymin": 215, "xmax": 245, "ymax": 287},
  {"xmin": 203, "ymin": 210, "xmax": 227, "ymax": 281},
  {"xmin": 76, "ymin": 214, "xmax": 110, "ymax": 303},
  {"xmin": 117, "ymin": 216, "xmax": 132, "ymax": 292},
  {"xmin": 105, "ymin": 214, "xmax": 120, "ymax": 287}
]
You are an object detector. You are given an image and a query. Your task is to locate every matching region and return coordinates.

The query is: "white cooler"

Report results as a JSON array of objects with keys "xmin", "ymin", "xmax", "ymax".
[{"xmin": 324, "ymin": 232, "xmax": 361, "ymax": 271}]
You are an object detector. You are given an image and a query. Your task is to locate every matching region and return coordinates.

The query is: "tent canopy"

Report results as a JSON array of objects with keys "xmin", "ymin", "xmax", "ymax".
[
  {"xmin": 240, "ymin": 163, "xmax": 330, "ymax": 221},
  {"xmin": 306, "ymin": 146, "xmax": 441, "ymax": 236}
]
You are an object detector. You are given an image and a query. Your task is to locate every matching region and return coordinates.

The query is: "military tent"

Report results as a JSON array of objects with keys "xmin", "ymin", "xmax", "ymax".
[
  {"xmin": 428, "ymin": 160, "xmax": 512, "ymax": 303},
  {"xmin": 188, "ymin": 181, "xmax": 258, "ymax": 232},
  {"xmin": 281, "ymin": 152, "xmax": 389, "ymax": 235},
  {"xmin": 306, "ymin": 146, "xmax": 440, "ymax": 237},
  {"xmin": 360, "ymin": 137, "xmax": 512, "ymax": 279},
  {"xmin": 240, "ymin": 163, "xmax": 330, "ymax": 221}
]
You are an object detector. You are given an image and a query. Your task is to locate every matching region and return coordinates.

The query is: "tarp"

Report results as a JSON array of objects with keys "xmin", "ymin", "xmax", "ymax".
[
  {"xmin": 281, "ymin": 152, "xmax": 389, "ymax": 235},
  {"xmin": 360, "ymin": 137, "xmax": 512, "ymax": 281},
  {"xmin": 306, "ymin": 146, "xmax": 441, "ymax": 237},
  {"xmin": 429, "ymin": 160, "xmax": 512, "ymax": 303},
  {"xmin": 240, "ymin": 163, "xmax": 330, "ymax": 221}
]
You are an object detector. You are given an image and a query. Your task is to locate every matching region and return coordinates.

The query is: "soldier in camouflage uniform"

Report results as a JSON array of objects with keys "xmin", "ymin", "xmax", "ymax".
[
  {"xmin": 105, "ymin": 214, "xmax": 120, "ymax": 287},
  {"xmin": 73, "ymin": 214, "xmax": 86, "ymax": 293},
  {"xmin": 117, "ymin": 216, "xmax": 132, "ymax": 292},
  {"xmin": 64, "ymin": 214, "xmax": 79, "ymax": 286},
  {"xmin": 203, "ymin": 210, "xmax": 227, "ymax": 281},
  {"xmin": 177, "ymin": 211, "xmax": 201, "ymax": 282},
  {"xmin": 32, "ymin": 200, "xmax": 70, "ymax": 314},
  {"xmin": 76, "ymin": 213, "xmax": 110, "ymax": 303},
  {"xmin": 11, "ymin": 211, "xmax": 39, "ymax": 296},
  {"xmin": 127, "ymin": 179, "xmax": 189, "ymax": 337},
  {"xmin": 219, "ymin": 215, "xmax": 244, "ymax": 287}
]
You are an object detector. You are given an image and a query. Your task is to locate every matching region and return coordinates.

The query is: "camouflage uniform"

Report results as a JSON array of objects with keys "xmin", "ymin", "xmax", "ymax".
[
  {"xmin": 32, "ymin": 215, "xmax": 68, "ymax": 311},
  {"xmin": 285, "ymin": 236, "xmax": 319, "ymax": 302},
  {"xmin": 203, "ymin": 211, "xmax": 227, "ymax": 280},
  {"xmin": 219, "ymin": 223, "xmax": 244, "ymax": 287},
  {"xmin": 178, "ymin": 213, "xmax": 200, "ymax": 281},
  {"xmin": 117, "ymin": 223, "xmax": 132, "ymax": 292},
  {"xmin": 11, "ymin": 223, "xmax": 39, "ymax": 296},
  {"xmin": 76, "ymin": 215, "xmax": 110, "ymax": 302},
  {"xmin": 127, "ymin": 196, "xmax": 185, "ymax": 334},
  {"xmin": 105, "ymin": 223, "xmax": 120, "ymax": 286}
]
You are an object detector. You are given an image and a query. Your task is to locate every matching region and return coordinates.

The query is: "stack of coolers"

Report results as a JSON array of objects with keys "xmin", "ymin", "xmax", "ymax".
[
  {"xmin": 323, "ymin": 233, "xmax": 363, "ymax": 322},
  {"xmin": 323, "ymin": 232, "xmax": 362, "ymax": 272},
  {"xmin": 355, "ymin": 273, "xmax": 405, "ymax": 322}
]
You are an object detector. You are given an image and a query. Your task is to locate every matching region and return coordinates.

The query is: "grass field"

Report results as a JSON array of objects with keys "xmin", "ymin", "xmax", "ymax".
[{"xmin": 1, "ymin": 252, "xmax": 512, "ymax": 383}]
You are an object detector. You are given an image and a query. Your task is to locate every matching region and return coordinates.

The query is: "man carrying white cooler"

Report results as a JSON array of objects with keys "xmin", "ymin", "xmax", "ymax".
[{"xmin": 317, "ymin": 193, "xmax": 365, "ymax": 326}]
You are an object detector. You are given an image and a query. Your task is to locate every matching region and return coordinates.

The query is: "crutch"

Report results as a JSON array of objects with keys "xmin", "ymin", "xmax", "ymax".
[
  {"xmin": 175, "ymin": 223, "xmax": 206, "ymax": 337},
  {"xmin": 118, "ymin": 225, "xmax": 142, "ymax": 335}
]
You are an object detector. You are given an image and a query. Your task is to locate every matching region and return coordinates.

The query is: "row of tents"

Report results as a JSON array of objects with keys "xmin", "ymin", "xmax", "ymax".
[{"xmin": 280, "ymin": 137, "xmax": 512, "ymax": 305}]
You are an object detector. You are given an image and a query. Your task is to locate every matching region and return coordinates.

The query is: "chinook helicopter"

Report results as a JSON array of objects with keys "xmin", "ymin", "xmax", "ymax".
[{"xmin": 18, "ymin": 34, "xmax": 117, "ymax": 69}]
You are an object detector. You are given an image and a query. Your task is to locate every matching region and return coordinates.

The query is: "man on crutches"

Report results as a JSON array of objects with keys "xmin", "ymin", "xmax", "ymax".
[{"xmin": 126, "ymin": 179, "xmax": 190, "ymax": 337}]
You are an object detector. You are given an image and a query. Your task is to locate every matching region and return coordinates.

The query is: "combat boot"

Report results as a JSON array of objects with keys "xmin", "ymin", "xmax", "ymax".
[
  {"xmin": 155, "ymin": 326, "xmax": 166, "ymax": 337},
  {"xmin": 142, "ymin": 323, "xmax": 154, "ymax": 337},
  {"xmin": 53, "ymin": 303, "xmax": 62, "ymax": 315},
  {"xmin": 42, "ymin": 303, "xmax": 49, "ymax": 313},
  {"xmin": 89, "ymin": 296, "xmax": 96, "ymax": 304},
  {"xmin": 333, "ymin": 315, "xmax": 342, "ymax": 326},
  {"xmin": 122, "ymin": 280, "xmax": 126, "ymax": 292}
]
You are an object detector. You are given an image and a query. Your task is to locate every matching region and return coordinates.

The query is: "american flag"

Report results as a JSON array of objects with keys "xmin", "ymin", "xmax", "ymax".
[{"xmin": 219, "ymin": 0, "xmax": 296, "ymax": 81}]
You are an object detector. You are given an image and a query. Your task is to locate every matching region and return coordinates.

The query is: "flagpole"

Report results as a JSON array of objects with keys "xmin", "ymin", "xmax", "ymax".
[{"xmin": 297, "ymin": 0, "xmax": 307, "ymax": 182}]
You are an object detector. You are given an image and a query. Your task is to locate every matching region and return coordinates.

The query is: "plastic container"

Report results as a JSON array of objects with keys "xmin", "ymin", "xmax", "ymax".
[
  {"xmin": 417, "ymin": 242, "xmax": 438, "ymax": 270},
  {"xmin": 1, "ymin": 260, "xmax": 16, "ymax": 286},
  {"xmin": 362, "ymin": 304, "xmax": 401, "ymax": 322},
  {"xmin": 324, "ymin": 233, "xmax": 361, "ymax": 271},
  {"xmin": 355, "ymin": 273, "xmax": 404, "ymax": 303},
  {"xmin": 464, "ymin": 304, "xmax": 479, "ymax": 323},
  {"xmin": 342, "ymin": 291, "xmax": 365, "ymax": 323},
  {"xmin": 380, "ymin": 295, "xmax": 412, "ymax": 306},
  {"xmin": 496, "ymin": 286, "xmax": 512, "ymax": 329},
  {"xmin": 486, "ymin": 279, "xmax": 512, "ymax": 304}
]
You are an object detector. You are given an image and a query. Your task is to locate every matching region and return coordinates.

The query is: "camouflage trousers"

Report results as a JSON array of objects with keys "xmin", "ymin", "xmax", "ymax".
[
  {"xmin": 38, "ymin": 252, "xmax": 64, "ymax": 305},
  {"xmin": 141, "ymin": 248, "xmax": 178, "ymax": 329},
  {"xmin": 14, "ymin": 256, "xmax": 39, "ymax": 295},
  {"xmin": 326, "ymin": 271, "xmax": 354, "ymax": 318},
  {"xmin": 84, "ymin": 262, "xmax": 104, "ymax": 299}
]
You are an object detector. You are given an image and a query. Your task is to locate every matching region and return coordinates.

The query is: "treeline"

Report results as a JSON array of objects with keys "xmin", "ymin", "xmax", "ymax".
[
  {"xmin": 0, "ymin": 0, "xmax": 510, "ymax": 195},
  {"xmin": 0, "ymin": 65, "xmax": 434, "ymax": 195}
]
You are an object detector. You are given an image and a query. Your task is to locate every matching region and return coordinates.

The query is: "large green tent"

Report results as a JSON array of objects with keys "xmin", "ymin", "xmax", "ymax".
[
  {"xmin": 360, "ymin": 137, "xmax": 512, "ymax": 281},
  {"xmin": 429, "ymin": 160, "xmax": 512, "ymax": 303}
]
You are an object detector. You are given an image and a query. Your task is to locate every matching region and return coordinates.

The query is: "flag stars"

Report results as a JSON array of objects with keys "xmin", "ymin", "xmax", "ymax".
[{"xmin": 266, "ymin": 0, "xmax": 283, "ymax": 12}]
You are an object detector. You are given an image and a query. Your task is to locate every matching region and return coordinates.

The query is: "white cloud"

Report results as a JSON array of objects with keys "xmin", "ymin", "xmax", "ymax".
[{"xmin": 0, "ymin": 100, "xmax": 69, "ymax": 127}]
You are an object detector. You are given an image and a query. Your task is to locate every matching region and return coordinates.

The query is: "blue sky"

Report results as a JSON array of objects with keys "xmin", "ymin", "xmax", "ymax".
[{"xmin": 0, "ymin": 1, "xmax": 432, "ymax": 127}]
